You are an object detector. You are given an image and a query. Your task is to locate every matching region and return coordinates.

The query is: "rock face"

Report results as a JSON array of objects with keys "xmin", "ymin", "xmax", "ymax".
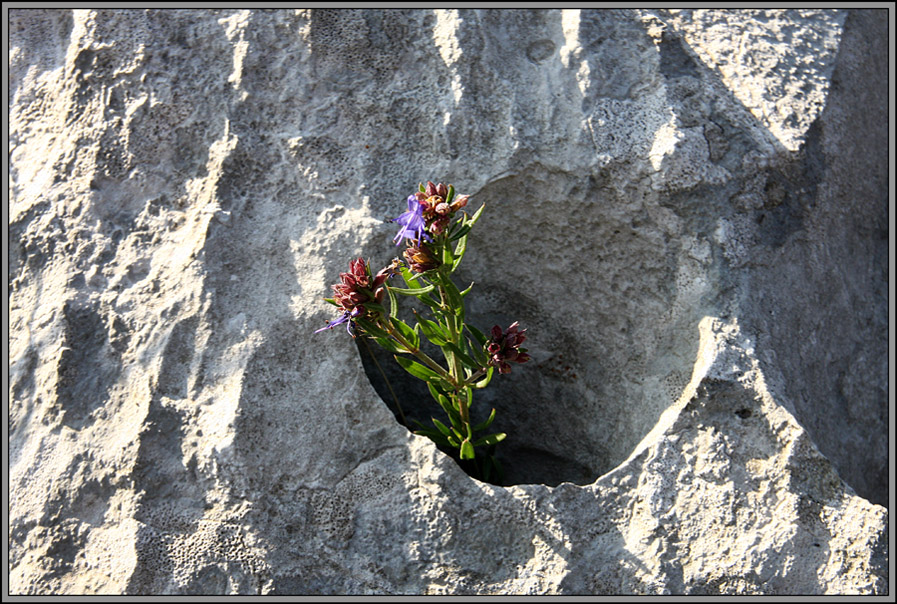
[{"xmin": 8, "ymin": 8, "xmax": 888, "ymax": 595}]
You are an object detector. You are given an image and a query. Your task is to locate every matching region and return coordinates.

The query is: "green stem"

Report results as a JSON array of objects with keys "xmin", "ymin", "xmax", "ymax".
[
  {"xmin": 384, "ymin": 320, "xmax": 456, "ymax": 386},
  {"xmin": 461, "ymin": 368, "xmax": 487, "ymax": 387},
  {"xmin": 434, "ymin": 267, "xmax": 470, "ymax": 428}
]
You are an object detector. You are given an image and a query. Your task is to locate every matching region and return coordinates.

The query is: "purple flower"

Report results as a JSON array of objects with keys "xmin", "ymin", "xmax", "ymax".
[
  {"xmin": 314, "ymin": 307, "xmax": 362, "ymax": 335},
  {"xmin": 392, "ymin": 195, "xmax": 431, "ymax": 245}
]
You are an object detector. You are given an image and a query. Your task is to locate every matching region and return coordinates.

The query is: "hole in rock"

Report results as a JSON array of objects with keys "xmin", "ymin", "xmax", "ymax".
[{"xmin": 358, "ymin": 171, "xmax": 706, "ymax": 487}]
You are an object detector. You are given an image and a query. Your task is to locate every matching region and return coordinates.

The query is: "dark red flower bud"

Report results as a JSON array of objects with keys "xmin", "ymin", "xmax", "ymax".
[{"xmin": 486, "ymin": 322, "xmax": 530, "ymax": 374}]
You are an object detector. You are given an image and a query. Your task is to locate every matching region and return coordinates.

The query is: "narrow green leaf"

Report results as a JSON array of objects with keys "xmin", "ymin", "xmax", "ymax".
[
  {"xmin": 460, "ymin": 282, "xmax": 475, "ymax": 297},
  {"xmin": 323, "ymin": 297, "xmax": 338, "ymax": 306},
  {"xmin": 452, "ymin": 232, "xmax": 469, "ymax": 271},
  {"xmin": 431, "ymin": 418, "xmax": 453, "ymax": 438},
  {"xmin": 392, "ymin": 318, "xmax": 419, "ymax": 349},
  {"xmin": 443, "ymin": 341, "xmax": 478, "ymax": 370},
  {"xmin": 389, "ymin": 284, "xmax": 436, "ymax": 296},
  {"xmin": 468, "ymin": 202, "xmax": 486, "ymax": 227},
  {"xmin": 466, "ymin": 324, "xmax": 488, "ymax": 347},
  {"xmin": 416, "ymin": 293, "xmax": 443, "ymax": 312},
  {"xmin": 441, "ymin": 278, "xmax": 465, "ymax": 320},
  {"xmin": 400, "ymin": 266, "xmax": 423, "ymax": 289},
  {"xmin": 419, "ymin": 183, "xmax": 426, "ymax": 193},
  {"xmin": 387, "ymin": 283, "xmax": 398, "ymax": 319},
  {"xmin": 426, "ymin": 380, "xmax": 448, "ymax": 405},
  {"xmin": 417, "ymin": 317, "xmax": 449, "ymax": 346},
  {"xmin": 473, "ymin": 433, "xmax": 506, "ymax": 447},
  {"xmin": 448, "ymin": 224, "xmax": 472, "ymax": 242},
  {"xmin": 427, "ymin": 382, "xmax": 462, "ymax": 429},
  {"xmin": 446, "ymin": 184, "xmax": 455, "ymax": 204},
  {"xmin": 394, "ymin": 355, "xmax": 441, "ymax": 382},
  {"xmin": 354, "ymin": 317, "xmax": 388, "ymax": 339},
  {"xmin": 460, "ymin": 439, "xmax": 475, "ymax": 460},
  {"xmin": 473, "ymin": 408, "xmax": 496, "ymax": 432},
  {"xmin": 372, "ymin": 336, "xmax": 409, "ymax": 354},
  {"xmin": 363, "ymin": 301, "xmax": 386, "ymax": 315},
  {"xmin": 447, "ymin": 435, "xmax": 461, "ymax": 448},
  {"xmin": 442, "ymin": 242, "xmax": 455, "ymax": 267},
  {"xmin": 473, "ymin": 365, "xmax": 494, "ymax": 389},
  {"xmin": 468, "ymin": 337, "xmax": 489, "ymax": 366}
]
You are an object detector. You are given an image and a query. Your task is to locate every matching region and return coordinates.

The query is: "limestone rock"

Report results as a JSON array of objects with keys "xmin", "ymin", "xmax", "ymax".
[{"xmin": 8, "ymin": 8, "xmax": 888, "ymax": 595}]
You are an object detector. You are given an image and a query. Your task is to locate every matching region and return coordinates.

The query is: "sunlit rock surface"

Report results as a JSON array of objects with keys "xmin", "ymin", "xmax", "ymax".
[{"xmin": 8, "ymin": 9, "xmax": 888, "ymax": 595}]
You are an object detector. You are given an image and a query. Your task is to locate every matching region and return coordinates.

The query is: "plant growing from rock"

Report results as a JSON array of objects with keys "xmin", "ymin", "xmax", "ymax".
[{"xmin": 316, "ymin": 181, "xmax": 530, "ymax": 483}]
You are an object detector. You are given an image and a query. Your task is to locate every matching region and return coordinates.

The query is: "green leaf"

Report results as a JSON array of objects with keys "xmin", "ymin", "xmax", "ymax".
[
  {"xmin": 448, "ymin": 224, "xmax": 472, "ymax": 242},
  {"xmin": 426, "ymin": 381, "xmax": 448, "ymax": 409},
  {"xmin": 442, "ymin": 242, "xmax": 455, "ymax": 267},
  {"xmin": 386, "ymin": 283, "xmax": 398, "ymax": 319},
  {"xmin": 466, "ymin": 323, "xmax": 488, "ymax": 347},
  {"xmin": 392, "ymin": 318, "xmax": 419, "ymax": 349},
  {"xmin": 441, "ymin": 278, "xmax": 465, "ymax": 320},
  {"xmin": 452, "ymin": 235, "xmax": 468, "ymax": 271},
  {"xmin": 460, "ymin": 282, "xmax": 475, "ymax": 297},
  {"xmin": 419, "ymin": 183, "xmax": 426, "ymax": 193},
  {"xmin": 394, "ymin": 355, "xmax": 441, "ymax": 383},
  {"xmin": 473, "ymin": 433, "xmax": 506, "ymax": 447},
  {"xmin": 473, "ymin": 365, "xmax": 494, "ymax": 389},
  {"xmin": 460, "ymin": 439, "xmax": 475, "ymax": 460},
  {"xmin": 400, "ymin": 266, "xmax": 423, "ymax": 288},
  {"xmin": 372, "ymin": 336, "xmax": 409, "ymax": 354},
  {"xmin": 389, "ymin": 284, "xmax": 436, "ymax": 296},
  {"xmin": 417, "ymin": 317, "xmax": 449, "ymax": 346},
  {"xmin": 468, "ymin": 202, "xmax": 486, "ymax": 227},
  {"xmin": 447, "ymin": 435, "xmax": 461, "ymax": 448},
  {"xmin": 427, "ymin": 382, "xmax": 462, "ymax": 429},
  {"xmin": 363, "ymin": 301, "xmax": 386, "ymax": 316},
  {"xmin": 446, "ymin": 184, "xmax": 455, "ymax": 204},
  {"xmin": 431, "ymin": 418, "xmax": 453, "ymax": 438},
  {"xmin": 473, "ymin": 408, "xmax": 496, "ymax": 432},
  {"xmin": 443, "ymin": 341, "xmax": 479, "ymax": 371},
  {"xmin": 354, "ymin": 317, "xmax": 388, "ymax": 339},
  {"xmin": 323, "ymin": 297, "xmax": 338, "ymax": 306},
  {"xmin": 463, "ymin": 386, "xmax": 473, "ymax": 410},
  {"xmin": 468, "ymin": 337, "xmax": 489, "ymax": 366},
  {"xmin": 416, "ymin": 293, "xmax": 443, "ymax": 312}
]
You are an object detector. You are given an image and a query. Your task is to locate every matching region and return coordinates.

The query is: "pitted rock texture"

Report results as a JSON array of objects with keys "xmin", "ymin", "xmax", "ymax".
[{"xmin": 8, "ymin": 8, "xmax": 888, "ymax": 595}]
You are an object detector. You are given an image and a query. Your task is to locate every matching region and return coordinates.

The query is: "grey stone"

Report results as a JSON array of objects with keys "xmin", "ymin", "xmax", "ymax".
[{"xmin": 8, "ymin": 8, "xmax": 888, "ymax": 595}]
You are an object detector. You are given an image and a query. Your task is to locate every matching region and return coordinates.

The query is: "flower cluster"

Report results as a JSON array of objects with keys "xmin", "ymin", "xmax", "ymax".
[
  {"xmin": 393, "ymin": 181, "xmax": 469, "ymax": 245},
  {"xmin": 316, "ymin": 257, "xmax": 400, "ymax": 334},
  {"xmin": 487, "ymin": 322, "xmax": 531, "ymax": 374}
]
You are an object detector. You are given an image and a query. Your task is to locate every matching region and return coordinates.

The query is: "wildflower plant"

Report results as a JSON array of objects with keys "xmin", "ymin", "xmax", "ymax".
[{"xmin": 316, "ymin": 181, "xmax": 530, "ymax": 483}]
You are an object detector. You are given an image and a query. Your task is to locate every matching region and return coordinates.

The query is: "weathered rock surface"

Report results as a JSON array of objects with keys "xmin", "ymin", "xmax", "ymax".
[{"xmin": 8, "ymin": 8, "xmax": 889, "ymax": 595}]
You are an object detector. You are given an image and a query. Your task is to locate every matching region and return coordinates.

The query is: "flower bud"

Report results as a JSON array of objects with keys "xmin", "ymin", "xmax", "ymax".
[
  {"xmin": 403, "ymin": 243, "xmax": 441, "ymax": 273},
  {"xmin": 486, "ymin": 321, "xmax": 531, "ymax": 374}
]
